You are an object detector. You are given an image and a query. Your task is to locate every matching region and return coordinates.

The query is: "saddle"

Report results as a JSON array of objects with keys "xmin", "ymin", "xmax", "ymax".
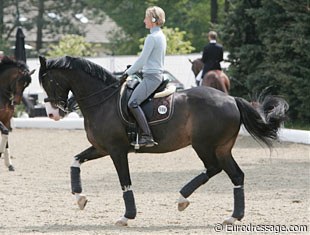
[{"xmin": 118, "ymin": 77, "xmax": 175, "ymax": 142}]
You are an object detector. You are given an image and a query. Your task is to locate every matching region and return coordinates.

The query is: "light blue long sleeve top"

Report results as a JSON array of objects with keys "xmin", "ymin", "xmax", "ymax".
[{"xmin": 126, "ymin": 26, "xmax": 166, "ymax": 75}]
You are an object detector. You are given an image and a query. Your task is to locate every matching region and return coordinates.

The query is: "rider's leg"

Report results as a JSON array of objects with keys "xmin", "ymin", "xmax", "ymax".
[
  {"xmin": 128, "ymin": 101, "xmax": 154, "ymax": 147},
  {"xmin": 127, "ymin": 73, "xmax": 162, "ymax": 147}
]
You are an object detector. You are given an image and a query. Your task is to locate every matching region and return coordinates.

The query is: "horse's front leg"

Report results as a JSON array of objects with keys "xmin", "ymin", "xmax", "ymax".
[
  {"xmin": 71, "ymin": 146, "xmax": 107, "ymax": 210},
  {"xmin": 0, "ymin": 122, "xmax": 14, "ymax": 171},
  {"xmin": 3, "ymin": 141, "xmax": 14, "ymax": 171},
  {"xmin": 0, "ymin": 121, "xmax": 9, "ymax": 152},
  {"xmin": 110, "ymin": 149, "xmax": 136, "ymax": 226}
]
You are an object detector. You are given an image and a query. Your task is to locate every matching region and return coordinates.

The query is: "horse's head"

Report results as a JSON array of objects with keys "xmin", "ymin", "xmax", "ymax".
[
  {"xmin": 0, "ymin": 56, "xmax": 33, "ymax": 105},
  {"xmin": 13, "ymin": 68, "xmax": 34, "ymax": 105},
  {"xmin": 39, "ymin": 56, "xmax": 70, "ymax": 121},
  {"xmin": 189, "ymin": 58, "xmax": 204, "ymax": 77},
  {"xmin": 39, "ymin": 55, "xmax": 120, "ymax": 120}
]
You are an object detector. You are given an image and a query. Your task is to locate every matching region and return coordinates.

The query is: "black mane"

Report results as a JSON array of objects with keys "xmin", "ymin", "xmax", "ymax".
[
  {"xmin": 45, "ymin": 56, "xmax": 117, "ymax": 83},
  {"xmin": 0, "ymin": 56, "xmax": 29, "ymax": 73}
]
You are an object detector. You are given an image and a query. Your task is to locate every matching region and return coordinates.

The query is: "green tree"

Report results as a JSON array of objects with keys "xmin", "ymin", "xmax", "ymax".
[
  {"xmin": 221, "ymin": 0, "xmax": 310, "ymax": 125},
  {"xmin": 220, "ymin": 0, "xmax": 264, "ymax": 98},
  {"xmin": 87, "ymin": 0, "xmax": 227, "ymax": 54},
  {"xmin": 0, "ymin": 0, "xmax": 96, "ymax": 54},
  {"xmin": 249, "ymin": 0, "xmax": 310, "ymax": 123},
  {"xmin": 46, "ymin": 35, "xmax": 97, "ymax": 58},
  {"xmin": 163, "ymin": 27, "xmax": 195, "ymax": 54}
]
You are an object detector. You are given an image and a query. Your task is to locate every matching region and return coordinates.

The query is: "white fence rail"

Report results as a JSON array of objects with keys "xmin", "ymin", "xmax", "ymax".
[{"xmin": 12, "ymin": 117, "xmax": 310, "ymax": 145}]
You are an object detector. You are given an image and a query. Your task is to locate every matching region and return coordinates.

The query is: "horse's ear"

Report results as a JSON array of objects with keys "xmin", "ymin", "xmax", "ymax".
[
  {"xmin": 39, "ymin": 56, "xmax": 46, "ymax": 69},
  {"xmin": 188, "ymin": 58, "xmax": 193, "ymax": 64}
]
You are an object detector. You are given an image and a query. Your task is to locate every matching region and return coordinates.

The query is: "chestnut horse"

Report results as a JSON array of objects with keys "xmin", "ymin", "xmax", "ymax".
[
  {"xmin": 0, "ymin": 56, "xmax": 33, "ymax": 171},
  {"xmin": 39, "ymin": 56, "xmax": 288, "ymax": 226},
  {"xmin": 189, "ymin": 58, "xmax": 230, "ymax": 94}
]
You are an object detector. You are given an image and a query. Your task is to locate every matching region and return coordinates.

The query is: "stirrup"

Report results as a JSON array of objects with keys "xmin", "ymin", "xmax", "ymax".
[{"xmin": 131, "ymin": 134, "xmax": 157, "ymax": 149}]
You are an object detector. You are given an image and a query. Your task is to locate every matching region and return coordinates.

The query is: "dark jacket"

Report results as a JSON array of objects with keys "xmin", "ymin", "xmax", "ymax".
[{"xmin": 201, "ymin": 42, "xmax": 223, "ymax": 78}]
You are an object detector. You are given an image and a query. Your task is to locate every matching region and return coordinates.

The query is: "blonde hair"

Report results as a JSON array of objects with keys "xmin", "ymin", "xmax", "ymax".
[
  {"xmin": 146, "ymin": 6, "xmax": 165, "ymax": 26},
  {"xmin": 208, "ymin": 31, "xmax": 218, "ymax": 40}
]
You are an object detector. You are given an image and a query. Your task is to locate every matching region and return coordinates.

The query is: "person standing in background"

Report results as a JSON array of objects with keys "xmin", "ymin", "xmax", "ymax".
[{"xmin": 201, "ymin": 31, "xmax": 223, "ymax": 79}]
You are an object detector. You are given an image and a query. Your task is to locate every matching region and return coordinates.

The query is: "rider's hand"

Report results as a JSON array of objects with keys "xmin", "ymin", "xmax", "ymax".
[{"xmin": 119, "ymin": 72, "xmax": 128, "ymax": 84}]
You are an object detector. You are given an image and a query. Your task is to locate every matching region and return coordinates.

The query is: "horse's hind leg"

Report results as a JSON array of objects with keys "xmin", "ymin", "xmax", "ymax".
[
  {"xmin": 217, "ymin": 152, "xmax": 245, "ymax": 224},
  {"xmin": 178, "ymin": 146, "xmax": 222, "ymax": 211},
  {"xmin": 70, "ymin": 146, "xmax": 106, "ymax": 210}
]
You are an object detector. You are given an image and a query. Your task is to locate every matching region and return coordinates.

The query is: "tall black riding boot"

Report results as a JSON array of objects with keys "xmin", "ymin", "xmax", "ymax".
[{"xmin": 129, "ymin": 106, "xmax": 155, "ymax": 147}]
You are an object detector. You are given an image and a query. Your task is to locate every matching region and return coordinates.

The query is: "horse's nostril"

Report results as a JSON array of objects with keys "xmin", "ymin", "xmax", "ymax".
[{"xmin": 48, "ymin": 114, "xmax": 54, "ymax": 118}]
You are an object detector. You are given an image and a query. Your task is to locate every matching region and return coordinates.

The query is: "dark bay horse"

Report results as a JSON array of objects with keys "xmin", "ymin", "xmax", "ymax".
[
  {"xmin": 189, "ymin": 58, "xmax": 230, "ymax": 94},
  {"xmin": 38, "ymin": 56, "xmax": 288, "ymax": 226},
  {"xmin": 0, "ymin": 56, "xmax": 33, "ymax": 171}
]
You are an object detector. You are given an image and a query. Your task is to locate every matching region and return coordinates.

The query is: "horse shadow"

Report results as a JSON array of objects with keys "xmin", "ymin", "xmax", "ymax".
[{"xmin": 21, "ymin": 223, "xmax": 214, "ymax": 234}]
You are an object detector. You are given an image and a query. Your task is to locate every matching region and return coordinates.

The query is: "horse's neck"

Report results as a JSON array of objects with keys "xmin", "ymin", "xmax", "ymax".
[
  {"xmin": 0, "ymin": 95, "xmax": 12, "ymax": 110},
  {"xmin": 0, "ymin": 67, "xmax": 16, "ymax": 81},
  {"xmin": 78, "ymin": 91, "xmax": 119, "ymax": 120},
  {"xmin": 70, "ymin": 78, "xmax": 119, "ymax": 112},
  {"xmin": 193, "ymin": 59, "xmax": 204, "ymax": 76}
]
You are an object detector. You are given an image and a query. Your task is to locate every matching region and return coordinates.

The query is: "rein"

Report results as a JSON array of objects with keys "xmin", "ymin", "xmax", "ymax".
[{"xmin": 75, "ymin": 81, "xmax": 122, "ymax": 109}]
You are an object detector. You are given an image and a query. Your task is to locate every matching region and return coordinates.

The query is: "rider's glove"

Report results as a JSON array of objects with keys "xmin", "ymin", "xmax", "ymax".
[{"xmin": 119, "ymin": 72, "xmax": 128, "ymax": 84}]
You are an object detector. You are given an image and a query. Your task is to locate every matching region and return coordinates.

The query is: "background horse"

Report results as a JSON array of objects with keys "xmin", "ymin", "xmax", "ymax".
[
  {"xmin": 39, "ymin": 56, "xmax": 288, "ymax": 226},
  {"xmin": 189, "ymin": 58, "xmax": 230, "ymax": 94},
  {"xmin": 0, "ymin": 56, "xmax": 33, "ymax": 171}
]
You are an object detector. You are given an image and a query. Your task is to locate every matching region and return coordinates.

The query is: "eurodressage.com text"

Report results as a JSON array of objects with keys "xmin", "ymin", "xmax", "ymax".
[{"xmin": 213, "ymin": 223, "xmax": 308, "ymax": 233}]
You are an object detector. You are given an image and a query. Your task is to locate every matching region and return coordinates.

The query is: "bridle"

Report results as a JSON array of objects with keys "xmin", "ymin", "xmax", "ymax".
[
  {"xmin": 41, "ymin": 73, "xmax": 70, "ymax": 112},
  {"xmin": 42, "ymin": 71, "xmax": 123, "ymax": 112},
  {"xmin": 0, "ymin": 67, "xmax": 31, "ymax": 106}
]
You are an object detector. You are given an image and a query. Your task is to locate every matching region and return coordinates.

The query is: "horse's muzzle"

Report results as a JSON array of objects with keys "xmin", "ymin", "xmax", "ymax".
[{"xmin": 45, "ymin": 102, "xmax": 61, "ymax": 121}]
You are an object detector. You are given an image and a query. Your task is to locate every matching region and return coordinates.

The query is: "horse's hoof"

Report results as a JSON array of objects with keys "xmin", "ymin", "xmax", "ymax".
[
  {"xmin": 223, "ymin": 216, "xmax": 237, "ymax": 225},
  {"xmin": 8, "ymin": 165, "xmax": 15, "ymax": 171},
  {"xmin": 115, "ymin": 216, "xmax": 128, "ymax": 226},
  {"xmin": 178, "ymin": 198, "xmax": 190, "ymax": 211},
  {"xmin": 77, "ymin": 195, "xmax": 88, "ymax": 210}
]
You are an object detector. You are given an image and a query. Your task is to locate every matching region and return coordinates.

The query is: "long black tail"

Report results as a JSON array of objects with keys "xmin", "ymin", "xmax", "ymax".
[{"xmin": 235, "ymin": 96, "xmax": 289, "ymax": 148}]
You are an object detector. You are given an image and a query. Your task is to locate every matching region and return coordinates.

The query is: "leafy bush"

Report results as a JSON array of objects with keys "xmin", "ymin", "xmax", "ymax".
[{"xmin": 46, "ymin": 34, "xmax": 98, "ymax": 58}]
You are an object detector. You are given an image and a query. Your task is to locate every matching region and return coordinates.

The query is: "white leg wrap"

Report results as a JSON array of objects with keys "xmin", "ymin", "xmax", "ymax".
[
  {"xmin": 0, "ymin": 134, "xmax": 8, "ymax": 153},
  {"xmin": 178, "ymin": 194, "xmax": 187, "ymax": 203},
  {"xmin": 4, "ymin": 148, "xmax": 12, "ymax": 167},
  {"xmin": 71, "ymin": 159, "xmax": 81, "ymax": 167},
  {"xmin": 123, "ymin": 185, "xmax": 131, "ymax": 192}
]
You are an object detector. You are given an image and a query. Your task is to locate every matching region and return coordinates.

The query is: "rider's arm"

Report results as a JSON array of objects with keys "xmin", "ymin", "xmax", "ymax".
[{"xmin": 126, "ymin": 36, "xmax": 155, "ymax": 76}]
